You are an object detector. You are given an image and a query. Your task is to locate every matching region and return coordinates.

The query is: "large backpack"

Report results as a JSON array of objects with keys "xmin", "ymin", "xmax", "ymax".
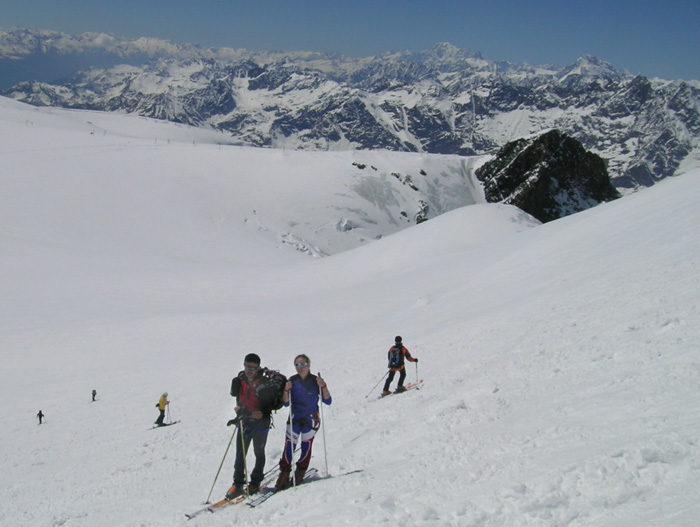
[
  {"xmin": 388, "ymin": 345, "xmax": 402, "ymax": 368},
  {"xmin": 255, "ymin": 368, "xmax": 287, "ymax": 413}
]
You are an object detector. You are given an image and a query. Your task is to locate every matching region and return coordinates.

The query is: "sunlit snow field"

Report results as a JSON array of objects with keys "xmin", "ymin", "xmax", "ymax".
[{"xmin": 1, "ymin": 97, "xmax": 699, "ymax": 527}]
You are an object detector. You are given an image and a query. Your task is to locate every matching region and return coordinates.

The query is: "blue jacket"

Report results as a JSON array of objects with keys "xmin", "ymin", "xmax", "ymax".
[{"xmin": 284, "ymin": 373, "xmax": 332, "ymax": 421}]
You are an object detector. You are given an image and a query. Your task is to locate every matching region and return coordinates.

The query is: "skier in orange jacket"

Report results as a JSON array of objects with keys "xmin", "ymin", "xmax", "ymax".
[{"xmin": 382, "ymin": 336, "xmax": 418, "ymax": 396}]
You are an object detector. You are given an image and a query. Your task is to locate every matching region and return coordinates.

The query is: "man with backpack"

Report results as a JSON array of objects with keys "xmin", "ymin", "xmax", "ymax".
[
  {"xmin": 382, "ymin": 336, "xmax": 418, "ymax": 396},
  {"xmin": 226, "ymin": 353, "xmax": 285, "ymax": 498}
]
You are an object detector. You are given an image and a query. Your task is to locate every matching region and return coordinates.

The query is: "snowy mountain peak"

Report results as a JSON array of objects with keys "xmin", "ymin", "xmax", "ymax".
[
  {"xmin": 2, "ymin": 28, "xmax": 700, "ymax": 191},
  {"xmin": 557, "ymin": 54, "xmax": 621, "ymax": 81},
  {"xmin": 423, "ymin": 41, "xmax": 484, "ymax": 62}
]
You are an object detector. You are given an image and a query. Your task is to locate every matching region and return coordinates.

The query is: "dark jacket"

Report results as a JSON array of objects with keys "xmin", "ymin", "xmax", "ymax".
[
  {"xmin": 231, "ymin": 369, "xmax": 270, "ymax": 418},
  {"xmin": 387, "ymin": 344, "xmax": 416, "ymax": 372}
]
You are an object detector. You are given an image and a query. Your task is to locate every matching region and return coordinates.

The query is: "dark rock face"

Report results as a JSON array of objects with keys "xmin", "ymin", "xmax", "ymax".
[{"xmin": 475, "ymin": 130, "xmax": 620, "ymax": 222}]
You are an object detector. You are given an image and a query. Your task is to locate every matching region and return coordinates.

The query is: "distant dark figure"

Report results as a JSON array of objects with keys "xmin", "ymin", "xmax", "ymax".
[
  {"xmin": 37, "ymin": 410, "xmax": 44, "ymax": 424},
  {"xmin": 92, "ymin": 389, "xmax": 97, "ymax": 402}
]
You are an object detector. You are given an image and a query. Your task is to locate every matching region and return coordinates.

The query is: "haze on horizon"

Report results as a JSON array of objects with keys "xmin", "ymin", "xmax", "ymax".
[{"xmin": 3, "ymin": 0, "xmax": 699, "ymax": 81}]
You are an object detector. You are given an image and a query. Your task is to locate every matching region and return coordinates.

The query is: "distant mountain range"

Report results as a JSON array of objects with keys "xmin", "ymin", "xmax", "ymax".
[{"xmin": 2, "ymin": 28, "xmax": 699, "ymax": 191}]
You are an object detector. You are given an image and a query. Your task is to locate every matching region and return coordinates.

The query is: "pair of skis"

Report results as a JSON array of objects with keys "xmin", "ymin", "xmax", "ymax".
[
  {"xmin": 148, "ymin": 420, "xmax": 180, "ymax": 430},
  {"xmin": 375, "ymin": 379, "xmax": 424, "ymax": 400},
  {"xmin": 185, "ymin": 467, "xmax": 318, "ymax": 519},
  {"xmin": 247, "ymin": 468, "xmax": 320, "ymax": 507},
  {"xmin": 184, "ymin": 492, "xmax": 247, "ymax": 519}
]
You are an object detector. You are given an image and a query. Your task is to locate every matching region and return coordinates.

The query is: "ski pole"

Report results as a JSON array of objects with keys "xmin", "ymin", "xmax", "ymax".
[
  {"xmin": 415, "ymin": 361, "xmax": 419, "ymax": 384},
  {"xmin": 238, "ymin": 418, "xmax": 250, "ymax": 498},
  {"xmin": 289, "ymin": 389, "xmax": 298, "ymax": 487},
  {"xmin": 318, "ymin": 372, "xmax": 329, "ymax": 478},
  {"xmin": 364, "ymin": 371, "xmax": 389, "ymax": 398},
  {"xmin": 205, "ymin": 427, "xmax": 236, "ymax": 504},
  {"xmin": 166, "ymin": 403, "xmax": 172, "ymax": 424}
]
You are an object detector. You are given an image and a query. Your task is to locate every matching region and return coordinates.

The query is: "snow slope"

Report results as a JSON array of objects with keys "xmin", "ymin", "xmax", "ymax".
[{"xmin": 1, "ymin": 97, "xmax": 699, "ymax": 527}]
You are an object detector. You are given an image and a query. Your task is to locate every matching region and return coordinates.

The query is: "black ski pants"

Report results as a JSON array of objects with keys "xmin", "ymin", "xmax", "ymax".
[
  {"xmin": 383, "ymin": 368, "xmax": 406, "ymax": 392},
  {"xmin": 233, "ymin": 417, "xmax": 270, "ymax": 486}
]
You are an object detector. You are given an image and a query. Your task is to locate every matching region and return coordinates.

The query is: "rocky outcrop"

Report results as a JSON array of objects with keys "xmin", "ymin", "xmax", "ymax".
[{"xmin": 475, "ymin": 130, "xmax": 620, "ymax": 222}]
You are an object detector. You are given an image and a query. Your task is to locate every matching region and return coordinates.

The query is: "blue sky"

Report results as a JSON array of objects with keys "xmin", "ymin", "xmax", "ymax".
[{"xmin": 4, "ymin": 0, "xmax": 699, "ymax": 80}]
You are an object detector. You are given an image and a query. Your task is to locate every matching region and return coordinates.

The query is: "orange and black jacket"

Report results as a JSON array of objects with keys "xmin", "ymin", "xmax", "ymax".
[{"xmin": 387, "ymin": 344, "xmax": 416, "ymax": 372}]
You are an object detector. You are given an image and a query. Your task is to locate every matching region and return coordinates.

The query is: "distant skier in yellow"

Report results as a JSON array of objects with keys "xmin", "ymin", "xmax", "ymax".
[{"xmin": 155, "ymin": 392, "xmax": 169, "ymax": 426}]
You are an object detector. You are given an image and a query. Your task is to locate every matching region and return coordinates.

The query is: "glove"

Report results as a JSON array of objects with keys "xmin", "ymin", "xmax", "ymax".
[
  {"xmin": 415, "ymin": 358, "xmax": 419, "ymax": 363},
  {"xmin": 227, "ymin": 417, "xmax": 240, "ymax": 426}
]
